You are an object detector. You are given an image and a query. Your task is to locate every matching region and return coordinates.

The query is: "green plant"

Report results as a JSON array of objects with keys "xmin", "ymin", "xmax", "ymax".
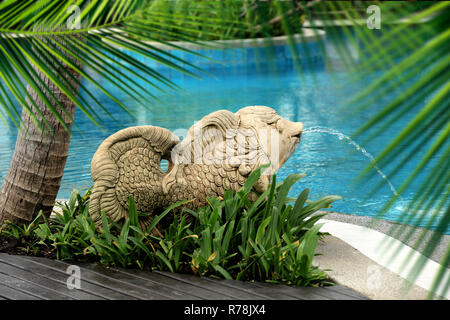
[
  {"xmin": 0, "ymin": 211, "xmax": 46, "ymax": 255},
  {"xmin": 319, "ymin": 1, "xmax": 450, "ymax": 298},
  {"xmin": 0, "ymin": 168, "xmax": 340, "ymax": 287},
  {"xmin": 184, "ymin": 168, "xmax": 339, "ymax": 286},
  {"xmin": 128, "ymin": 0, "xmax": 308, "ymax": 41},
  {"xmin": 0, "ymin": 0, "xmax": 446, "ymax": 298}
]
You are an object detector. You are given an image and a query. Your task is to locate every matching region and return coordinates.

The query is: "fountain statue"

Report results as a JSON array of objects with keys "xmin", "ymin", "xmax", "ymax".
[{"xmin": 89, "ymin": 106, "xmax": 303, "ymax": 230}]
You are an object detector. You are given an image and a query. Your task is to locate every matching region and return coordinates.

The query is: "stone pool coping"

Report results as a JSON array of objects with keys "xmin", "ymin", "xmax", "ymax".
[
  {"xmin": 139, "ymin": 28, "xmax": 326, "ymax": 51},
  {"xmin": 313, "ymin": 235, "xmax": 437, "ymax": 300},
  {"xmin": 101, "ymin": 28, "xmax": 326, "ymax": 51},
  {"xmin": 302, "ymin": 8, "xmax": 442, "ymax": 28},
  {"xmin": 317, "ymin": 212, "xmax": 449, "ymax": 300},
  {"xmin": 321, "ymin": 211, "xmax": 450, "ymax": 264}
]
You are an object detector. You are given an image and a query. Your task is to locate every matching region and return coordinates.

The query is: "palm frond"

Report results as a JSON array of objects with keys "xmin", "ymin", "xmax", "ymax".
[
  {"xmin": 0, "ymin": 0, "xmax": 250, "ymax": 132},
  {"xmin": 318, "ymin": 1, "xmax": 450, "ymax": 298},
  {"xmin": 0, "ymin": 0, "xmax": 448, "ymax": 299}
]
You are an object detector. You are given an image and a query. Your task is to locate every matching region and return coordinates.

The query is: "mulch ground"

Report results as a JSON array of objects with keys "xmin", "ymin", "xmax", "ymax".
[{"xmin": 0, "ymin": 236, "xmax": 56, "ymax": 259}]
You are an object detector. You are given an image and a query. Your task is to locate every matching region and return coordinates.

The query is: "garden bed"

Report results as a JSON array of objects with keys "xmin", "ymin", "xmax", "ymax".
[{"xmin": 0, "ymin": 168, "xmax": 341, "ymax": 289}]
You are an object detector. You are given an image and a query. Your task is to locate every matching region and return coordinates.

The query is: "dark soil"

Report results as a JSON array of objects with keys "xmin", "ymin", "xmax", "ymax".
[{"xmin": 0, "ymin": 236, "xmax": 56, "ymax": 259}]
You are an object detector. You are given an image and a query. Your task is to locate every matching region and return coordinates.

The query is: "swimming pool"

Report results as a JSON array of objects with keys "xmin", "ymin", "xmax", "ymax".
[{"xmin": 0, "ymin": 31, "xmax": 447, "ymax": 233}]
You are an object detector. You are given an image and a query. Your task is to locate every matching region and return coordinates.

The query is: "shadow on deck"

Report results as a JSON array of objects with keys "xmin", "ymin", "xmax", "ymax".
[{"xmin": 0, "ymin": 252, "xmax": 368, "ymax": 300}]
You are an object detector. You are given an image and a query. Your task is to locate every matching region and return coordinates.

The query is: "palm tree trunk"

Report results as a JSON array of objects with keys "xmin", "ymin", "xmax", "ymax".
[{"xmin": 0, "ymin": 35, "xmax": 83, "ymax": 225}]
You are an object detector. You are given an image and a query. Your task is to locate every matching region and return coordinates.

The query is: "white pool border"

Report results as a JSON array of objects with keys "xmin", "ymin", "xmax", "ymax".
[
  {"xmin": 319, "ymin": 218, "xmax": 450, "ymax": 299},
  {"xmin": 97, "ymin": 28, "xmax": 326, "ymax": 51}
]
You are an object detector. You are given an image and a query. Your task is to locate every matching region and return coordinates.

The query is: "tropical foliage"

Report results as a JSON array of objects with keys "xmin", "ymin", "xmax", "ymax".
[
  {"xmin": 0, "ymin": 0, "xmax": 313, "ymax": 129},
  {"xmin": 0, "ymin": 0, "xmax": 197, "ymax": 129},
  {"xmin": 0, "ymin": 0, "xmax": 320, "ymax": 225},
  {"xmin": 0, "ymin": 167, "xmax": 340, "ymax": 287},
  {"xmin": 0, "ymin": 0, "xmax": 448, "ymax": 298},
  {"xmin": 129, "ymin": 0, "xmax": 307, "ymax": 41},
  {"xmin": 316, "ymin": 1, "xmax": 449, "ymax": 298}
]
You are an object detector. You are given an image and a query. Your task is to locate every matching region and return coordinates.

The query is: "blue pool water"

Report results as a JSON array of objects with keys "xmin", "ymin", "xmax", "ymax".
[{"xmin": 0, "ymin": 33, "xmax": 447, "ymax": 233}]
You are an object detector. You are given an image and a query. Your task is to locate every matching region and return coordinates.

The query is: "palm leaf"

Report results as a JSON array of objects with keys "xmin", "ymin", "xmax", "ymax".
[
  {"xmin": 0, "ymin": 0, "xmax": 448, "ymax": 299},
  {"xmin": 312, "ymin": 1, "xmax": 449, "ymax": 298},
  {"xmin": 0, "ymin": 0, "xmax": 248, "ymax": 133}
]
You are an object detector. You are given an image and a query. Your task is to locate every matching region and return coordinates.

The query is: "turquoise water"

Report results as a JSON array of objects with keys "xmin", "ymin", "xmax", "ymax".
[{"xmin": 0, "ymin": 35, "xmax": 447, "ymax": 233}]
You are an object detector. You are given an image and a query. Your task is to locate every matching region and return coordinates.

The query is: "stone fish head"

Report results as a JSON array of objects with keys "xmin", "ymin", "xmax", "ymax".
[{"xmin": 236, "ymin": 106, "xmax": 303, "ymax": 171}]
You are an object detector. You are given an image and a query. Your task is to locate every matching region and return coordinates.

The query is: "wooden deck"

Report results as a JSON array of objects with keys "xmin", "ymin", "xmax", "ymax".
[{"xmin": 0, "ymin": 252, "xmax": 368, "ymax": 300}]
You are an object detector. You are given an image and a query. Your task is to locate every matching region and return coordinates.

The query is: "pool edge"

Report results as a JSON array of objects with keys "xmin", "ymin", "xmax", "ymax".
[{"xmin": 317, "ymin": 214, "xmax": 449, "ymax": 299}]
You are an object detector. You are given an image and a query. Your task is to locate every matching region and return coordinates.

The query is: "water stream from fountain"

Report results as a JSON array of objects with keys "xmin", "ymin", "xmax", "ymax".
[{"xmin": 302, "ymin": 126, "xmax": 400, "ymax": 197}]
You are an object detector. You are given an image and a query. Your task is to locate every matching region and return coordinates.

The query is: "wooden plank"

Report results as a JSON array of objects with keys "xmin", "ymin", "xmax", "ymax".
[
  {"xmin": 0, "ymin": 253, "xmax": 368, "ymax": 300},
  {"xmin": 217, "ymin": 279, "xmax": 288, "ymax": 300},
  {"xmin": 0, "ymin": 271, "xmax": 72, "ymax": 300},
  {"xmin": 290, "ymin": 287, "xmax": 355, "ymax": 300},
  {"xmin": 225, "ymin": 281, "xmax": 303, "ymax": 300},
  {"xmin": 310, "ymin": 288, "xmax": 358, "ymax": 300},
  {"xmin": 202, "ymin": 278, "xmax": 275, "ymax": 300},
  {"xmin": 249, "ymin": 282, "xmax": 367, "ymax": 300},
  {"xmin": 154, "ymin": 271, "xmax": 277, "ymax": 300},
  {"xmin": 249, "ymin": 282, "xmax": 333, "ymax": 300},
  {"xmin": 0, "ymin": 254, "xmax": 135, "ymax": 300},
  {"xmin": 15, "ymin": 255, "xmax": 173, "ymax": 300},
  {"xmin": 221, "ymin": 280, "xmax": 323, "ymax": 300},
  {"xmin": 81, "ymin": 264, "xmax": 201, "ymax": 300},
  {"xmin": 122, "ymin": 269, "xmax": 235, "ymax": 300},
  {"xmin": 0, "ymin": 261, "xmax": 101, "ymax": 300},
  {"xmin": 0, "ymin": 282, "xmax": 40, "ymax": 300}
]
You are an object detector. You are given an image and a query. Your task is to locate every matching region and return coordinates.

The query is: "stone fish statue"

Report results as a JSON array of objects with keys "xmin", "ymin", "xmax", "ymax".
[{"xmin": 89, "ymin": 106, "xmax": 303, "ymax": 229}]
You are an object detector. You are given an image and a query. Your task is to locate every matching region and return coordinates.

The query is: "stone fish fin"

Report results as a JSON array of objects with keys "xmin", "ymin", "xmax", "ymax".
[
  {"xmin": 89, "ymin": 126, "xmax": 180, "ymax": 228},
  {"xmin": 161, "ymin": 110, "xmax": 240, "ymax": 194}
]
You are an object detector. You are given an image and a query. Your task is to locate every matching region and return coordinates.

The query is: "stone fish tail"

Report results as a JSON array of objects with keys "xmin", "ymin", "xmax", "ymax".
[{"xmin": 89, "ymin": 126, "xmax": 179, "ymax": 228}]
